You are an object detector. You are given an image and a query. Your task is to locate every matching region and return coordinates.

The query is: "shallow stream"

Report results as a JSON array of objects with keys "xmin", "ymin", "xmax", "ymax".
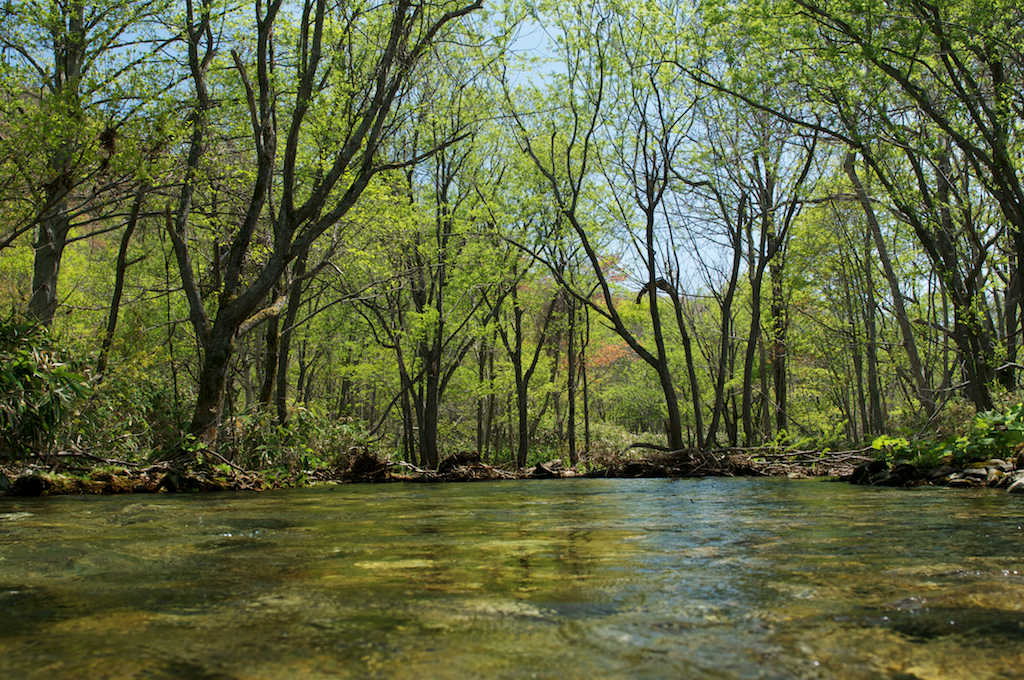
[{"xmin": 2, "ymin": 478, "xmax": 1023, "ymax": 678}]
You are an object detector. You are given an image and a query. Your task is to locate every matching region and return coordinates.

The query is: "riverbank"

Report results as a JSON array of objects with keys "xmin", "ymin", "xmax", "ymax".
[
  {"xmin": 3, "ymin": 446, "xmax": 1023, "ymax": 496},
  {"xmin": 846, "ymin": 455, "xmax": 1024, "ymax": 492}
]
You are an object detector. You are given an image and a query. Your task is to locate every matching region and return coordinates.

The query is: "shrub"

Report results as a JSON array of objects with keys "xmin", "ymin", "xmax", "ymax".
[
  {"xmin": 0, "ymin": 316, "xmax": 92, "ymax": 460},
  {"xmin": 220, "ymin": 404, "xmax": 369, "ymax": 476},
  {"xmin": 874, "ymin": 401, "xmax": 1024, "ymax": 469}
]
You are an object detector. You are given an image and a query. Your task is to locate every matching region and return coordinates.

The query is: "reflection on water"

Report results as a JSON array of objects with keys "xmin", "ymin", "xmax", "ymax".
[{"xmin": 1, "ymin": 478, "xmax": 1023, "ymax": 679}]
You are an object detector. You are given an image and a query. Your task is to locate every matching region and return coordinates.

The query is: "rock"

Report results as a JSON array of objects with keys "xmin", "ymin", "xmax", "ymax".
[
  {"xmin": 0, "ymin": 471, "xmax": 9, "ymax": 496},
  {"xmin": 851, "ymin": 460, "xmax": 888, "ymax": 485},
  {"xmin": 10, "ymin": 474, "xmax": 48, "ymax": 496},
  {"xmin": 870, "ymin": 469, "xmax": 905, "ymax": 486},
  {"xmin": 346, "ymin": 449, "xmax": 390, "ymax": 482},
  {"xmin": 1005, "ymin": 471, "xmax": 1024, "ymax": 493},
  {"xmin": 530, "ymin": 461, "xmax": 560, "ymax": 478},
  {"xmin": 947, "ymin": 474, "xmax": 981, "ymax": 488},
  {"xmin": 983, "ymin": 458, "xmax": 1013, "ymax": 472},
  {"xmin": 988, "ymin": 469, "xmax": 1007, "ymax": 487},
  {"xmin": 891, "ymin": 463, "xmax": 922, "ymax": 484},
  {"xmin": 157, "ymin": 470, "xmax": 188, "ymax": 493},
  {"xmin": 962, "ymin": 467, "xmax": 989, "ymax": 479},
  {"xmin": 925, "ymin": 465, "xmax": 959, "ymax": 482}
]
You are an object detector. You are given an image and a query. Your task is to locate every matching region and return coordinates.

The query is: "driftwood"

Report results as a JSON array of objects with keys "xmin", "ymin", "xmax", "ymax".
[{"xmin": 728, "ymin": 446, "xmax": 875, "ymax": 478}]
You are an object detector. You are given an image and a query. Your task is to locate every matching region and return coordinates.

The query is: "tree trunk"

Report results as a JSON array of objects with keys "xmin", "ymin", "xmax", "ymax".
[
  {"xmin": 275, "ymin": 256, "xmax": 307, "ymax": 424},
  {"xmin": 864, "ymin": 272, "xmax": 883, "ymax": 433},
  {"xmin": 258, "ymin": 312, "xmax": 279, "ymax": 407},
  {"xmin": 742, "ymin": 260, "xmax": 769, "ymax": 447},
  {"xmin": 769, "ymin": 254, "xmax": 787, "ymax": 437},
  {"xmin": 582, "ymin": 310, "xmax": 592, "ymax": 454},
  {"xmin": 97, "ymin": 188, "xmax": 147, "ymax": 377},
  {"xmin": 186, "ymin": 320, "xmax": 236, "ymax": 450},
  {"xmin": 566, "ymin": 303, "xmax": 578, "ymax": 465},
  {"xmin": 28, "ymin": 198, "xmax": 71, "ymax": 326},
  {"xmin": 705, "ymin": 198, "xmax": 746, "ymax": 448},
  {"xmin": 845, "ymin": 152, "xmax": 935, "ymax": 416},
  {"xmin": 1000, "ymin": 264, "xmax": 1020, "ymax": 390},
  {"xmin": 418, "ymin": 365, "xmax": 441, "ymax": 470}
]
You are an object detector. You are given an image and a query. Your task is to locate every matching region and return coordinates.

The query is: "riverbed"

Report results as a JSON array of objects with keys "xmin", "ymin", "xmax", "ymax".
[{"xmin": 1, "ymin": 478, "xmax": 1022, "ymax": 679}]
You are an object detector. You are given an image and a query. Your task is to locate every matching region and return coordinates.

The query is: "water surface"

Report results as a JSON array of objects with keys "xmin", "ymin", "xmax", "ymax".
[{"xmin": 1, "ymin": 478, "xmax": 1022, "ymax": 679}]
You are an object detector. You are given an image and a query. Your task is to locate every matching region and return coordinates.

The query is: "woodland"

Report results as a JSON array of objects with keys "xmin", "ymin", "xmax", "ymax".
[{"xmin": 1, "ymin": 0, "xmax": 1023, "ymax": 486}]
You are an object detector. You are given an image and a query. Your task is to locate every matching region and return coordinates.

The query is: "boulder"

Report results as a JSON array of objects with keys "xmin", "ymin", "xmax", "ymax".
[
  {"xmin": 851, "ymin": 460, "xmax": 888, "ymax": 485},
  {"xmin": 10, "ymin": 474, "xmax": 48, "ymax": 496},
  {"xmin": 946, "ymin": 473, "xmax": 981, "ymax": 488},
  {"xmin": 982, "ymin": 458, "xmax": 1013, "ymax": 472},
  {"xmin": 1006, "ymin": 471, "xmax": 1024, "ymax": 494},
  {"xmin": 961, "ymin": 467, "xmax": 989, "ymax": 479},
  {"xmin": 530, "ymin": 461, "xmax": 560, "ymax": 478},
  {"xmin": 891, "ymin": 463, "xmax": 922, "ymax": 484},
  {"xmin": 870, "ymin": 469, "xmax": 905, "ymax": 486},
  {"xmin": 345, "ymin": 449, "xmax": 391, "ymax": 482},
  {"xmin": 925, "ymin": 465, "xmax": 960, "ymax": 483}
]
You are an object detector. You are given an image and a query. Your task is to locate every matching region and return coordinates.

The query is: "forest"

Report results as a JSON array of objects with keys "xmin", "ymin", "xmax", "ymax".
[{"xmin": 1, "ymin": 0, "xmax": 1023, "ymax": 486}]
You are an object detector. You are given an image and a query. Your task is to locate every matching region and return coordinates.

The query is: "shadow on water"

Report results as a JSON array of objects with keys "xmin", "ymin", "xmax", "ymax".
[
  {"xmin": 0, "ymin": 478, "xmax": 1023, "ymax": 678},
  {"xmin": 873, "ymin": 606, "xmax": 1024, "ymax": 643}
]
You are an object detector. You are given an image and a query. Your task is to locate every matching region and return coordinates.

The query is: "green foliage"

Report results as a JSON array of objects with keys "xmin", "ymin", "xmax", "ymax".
[
  {"xmin": 222, "ymin": 405, "xmax": 369, "ymax": 477},
  {"xmin": 0, "ymin": 316, "xmax": 92, "ymax": 460},
  {"xmin": 870, "ymin": 435, "xmax": 912, "ymax": 465},
  {"xmin": 74, "ymin": 349, "xmax": 186, "ymax": 460},
  {"xmin": 872, "ymin": 403, "xmax": 1024, "ymax": 469},
  {"xmin": 961, "ymin": 404, "xmax": 1024, "ymax": 462}
]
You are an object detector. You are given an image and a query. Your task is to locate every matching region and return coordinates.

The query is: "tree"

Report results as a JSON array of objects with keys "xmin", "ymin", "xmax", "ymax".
[
  {"xmin": 0, "ymin": 0, "xmax": 173, "ymax": 326},
  {"xmin": 687, "ymin": 0, "xmax": 1022, "ymax": 410},
  {"xmin": 506, "ymin": 2, "xmax": 702, "ymax": 453},
  {"xmin": 167, "ymin": 0, "xmax": 484, "ymax": 458},
  {"xmin": 844, "ymin": 151, "xmax": 937, "ymax": 418}
]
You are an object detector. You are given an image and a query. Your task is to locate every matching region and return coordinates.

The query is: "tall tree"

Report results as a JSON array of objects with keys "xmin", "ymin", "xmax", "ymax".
[
  {"xmin": 844, "ymin": 151, "xmax": 937, "ymax": 417},
  {"xmin": 507, "ymin": 2, "xmax": 700, "ymax": 452},
  {"xmin": 0, "ymin": 0, "xmax": 173, "ymax": 325},
  {"xmin": 688, "ymin": 0, "xmax": 1023, "ymax": 409},
  {"xmin": 167, "ymin": 0, "xmax": 483, "ymax": 458}
]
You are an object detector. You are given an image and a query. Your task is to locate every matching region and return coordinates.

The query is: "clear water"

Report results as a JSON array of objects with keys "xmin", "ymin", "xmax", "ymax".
[{"xmin": 1, "ymin": 478, "xmax": 1023, "ymax": 679}]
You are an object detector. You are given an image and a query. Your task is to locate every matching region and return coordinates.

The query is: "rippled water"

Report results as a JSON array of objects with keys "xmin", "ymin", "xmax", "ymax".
[{"xmin": 1, "ymin": 478, "xmax": 1023, "ymax": 679}]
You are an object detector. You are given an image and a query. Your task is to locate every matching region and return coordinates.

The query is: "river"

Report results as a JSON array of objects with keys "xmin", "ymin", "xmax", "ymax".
[{"xmin": 1, "ymin": 478, "xmax": 1022, "ymax": 679}]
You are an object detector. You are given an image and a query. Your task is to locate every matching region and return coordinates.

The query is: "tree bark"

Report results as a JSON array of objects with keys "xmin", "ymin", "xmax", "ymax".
[
  {"xmin": 275, "ymin": 255, "xmax": 307, "ymax": 424},
  {"xmin": 28, "ymin": 195, "xmax": 71, "ymax": 326},
  {"xmin": 96, "ymin": 188, "xmax": 147, "ymax": 377},
  {"xmin": 845, "ymin": 152, "xmax": 935, "ymax": 416}
]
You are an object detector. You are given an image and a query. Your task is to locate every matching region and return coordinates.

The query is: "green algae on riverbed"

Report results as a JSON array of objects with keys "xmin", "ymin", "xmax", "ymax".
[{"xmin": 1, "ymin": 478, "xmax": 1023, "ymax": 679}]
